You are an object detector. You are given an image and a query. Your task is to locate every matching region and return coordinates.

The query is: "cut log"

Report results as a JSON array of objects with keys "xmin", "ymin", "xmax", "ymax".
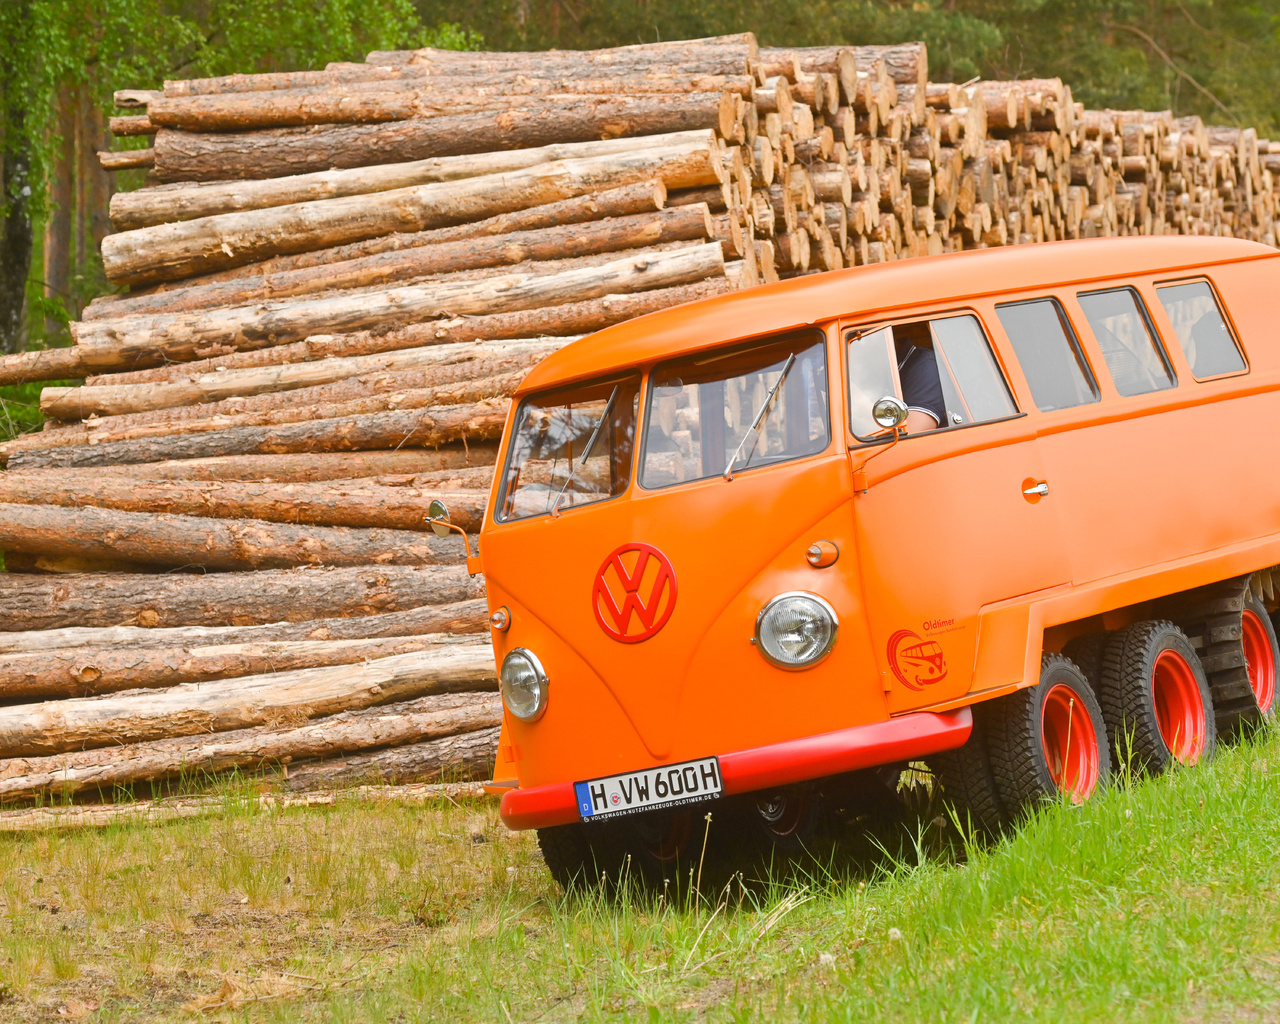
[
  {"xmin": 82, "ymin": 242, "xmax": 725, "ymax": 369},
  {"xmin": 152, "ymin": 94, "xmax": 735, "ymax": 182},
  {"xmin": 0, "ymin": 502, "xmax": 465, "ymax": 571},
  {"xmin": 0, "ymin": 644, "xmax": 497, "ymax": 757},
  {"xmin": 283, "ymin": 726, "xmax": 500, "ymax": 791},
  {"xmin": 9, "ymin": 398, "xmax": 509, "ymax": 471},
  {"xmin": 367, "ymin": 34, "xmax": 756, "ymax": 71},
  {"xmin": 88, "ymin": 205, "xmax": 713, "ymax": 318},
  {"xmin": 0, "ymin": 473, "xmax": 489, "ymax": 533},
  {"xmin": 105, "ymin": 178, "xmax": 666, "ymax": 282},
  {"xmin": 109, "ymin": 135, "xmax": 694, "ymax": 231},
  {"xmin": 103, "ymin": 137, "xmax": 722, "ymax": 283},
  {"xmin": 0, "ymin": 564, "xmax": 484, "ymax": 631},
  {"xmin": 0, "ymin": 598, "xmax": 488, "ymax": 655},
  {"xmin": 59, "ymin": 448, "xmax": 497, "ymax": 483},
  {"xmin": 87, "ymin": 280, "xmax": 729, "ymax": 387},
  {"xmin": 39, "ymin": 338, "xmax": 560, "ymax": 420},
  {"xmin": 0, "ymin": 693, "xmax": 500, "ymax": 800},
  {"xmin": 109, "ymin": 114, "xmax": 155, "ymax": 136},
  {"xmin": 98, "ymin": 148, "xmax": 153, "ymax": 171},
  {"xmin": 0, "ymin": 633, "xmax": 484, "ymax": 701}
]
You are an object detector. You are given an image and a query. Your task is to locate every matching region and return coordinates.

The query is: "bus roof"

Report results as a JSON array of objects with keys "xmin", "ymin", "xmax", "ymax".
[{"xmin": 517, "ymin": 235, "xmax": 1278, "ymax": 395}]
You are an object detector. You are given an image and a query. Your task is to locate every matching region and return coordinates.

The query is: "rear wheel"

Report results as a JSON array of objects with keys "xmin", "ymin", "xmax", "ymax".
[
  {"xmin": 1098, "ymin": 620, "xmax": 1214, "ymax": 774},
  {"xmin": 986, "ymin": 654, "xmax": 1110, "ymax": 819},
  {"xmin": 1241, "ymin": 594, "xmax": 1277, "ymax": 720}
]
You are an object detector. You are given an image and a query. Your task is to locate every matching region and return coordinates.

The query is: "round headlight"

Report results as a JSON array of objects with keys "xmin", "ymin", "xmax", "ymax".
[
  {"xmin": 754, "ymin": 592, "xmax": 839, "ymax": 669},
  {"xmin": 500, "ymin": 648, "xmax": 549, "ymax": 721}
]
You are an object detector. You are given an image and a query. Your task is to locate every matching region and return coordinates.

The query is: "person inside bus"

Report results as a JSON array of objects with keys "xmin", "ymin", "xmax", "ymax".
[{"xmin": 891, "ymin": 321, "xmax": 947, "ymax": 433}]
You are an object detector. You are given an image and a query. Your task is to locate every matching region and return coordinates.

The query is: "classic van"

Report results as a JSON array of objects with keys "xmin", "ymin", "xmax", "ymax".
[{"xmin": 456, "ymin": 236, "xmax": 1280, "ymax": 886}]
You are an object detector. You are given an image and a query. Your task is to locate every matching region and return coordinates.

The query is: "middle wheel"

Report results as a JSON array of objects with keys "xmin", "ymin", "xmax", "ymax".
[{"xmin": 1098, "ymin": 619, "xmax": 1215, "ymax": 774}]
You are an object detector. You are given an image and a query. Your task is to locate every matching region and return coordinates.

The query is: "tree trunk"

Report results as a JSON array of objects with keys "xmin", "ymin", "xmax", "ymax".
[
  {"xmin": 0, "ymin": 693, "xmax": 501, "ymax": 801},
  {"xmin": 55, "ymin": 447, "xmax": 497, "ymax": 483},
  {"xmin": 0, "ymin": 122, "xmax": 32, "ymax": 355},
  {"xmin": 42, "ymin": 87, "xmax": 76, "ymax": 343},
  {"xmin": 6, "ymin": 399, "xmax": 509, "ymax": 470},
  {"xmin": 76, "ymin": 244, "xmax": 724, "ymax": 365},
  {"xmin": 283, "ymin": 726, "xmax": 499, "ymax": 790},
  {"xmin": 0, "ymin": 563, "xmax": 484, "ymax": 631},
  {"xmin": 87, "ymin": 279, "xmax": 728, "ymax": 387},
  {"xmin": 0, "ymin": 502, "xmax": 465, "ymax": 571},
  {"xmin": 109, "ymin": 134, "xmax": 693, "ymax": 231},
  {"xmin": 0, "ymin": 597, "xmax": 488, "ymax": 655},
  {"xmin": 87, "ymin": 205, "xmax": 712, "ymax": 318},
  {"xmin": 152, "ymin": 95, "xmax": 733, "ymax": 183},
  {"xmin": 101, "ymin": 178, "xmax": 666, "ymax": 283},
  {"xmin": 106, "ymin": 139, "xmax": 722, "ymax": 283},
  {"xmin": 0, "ymin": 633, "xmax": 489, "ymax": 701},
  {"xmin": 0, "ymin": 472, "xmax": 489, "ymax": 532},
  {"xmin": 38, "ymin": 339, "xmax": 554, "ymax": 419},
  {"xmin": 0, "ymin": 643, "xmax": 497, "ymax": 757}
]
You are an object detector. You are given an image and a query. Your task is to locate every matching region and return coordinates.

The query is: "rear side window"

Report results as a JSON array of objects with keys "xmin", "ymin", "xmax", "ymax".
[
  {"xmin": 1077, "ymin": 288, "xmax": 1175, "ymax": 397},
  {"xmin": 847, "ymin": 314, "xmax": 1015, "ymax": 438},
  {"xmin": 995, "ymin": 298, "xmax": 1099, "ymax": 412},
  {"xmin": 1155, "ymin": 280, "xmax": 1246, "ymax": 379}
]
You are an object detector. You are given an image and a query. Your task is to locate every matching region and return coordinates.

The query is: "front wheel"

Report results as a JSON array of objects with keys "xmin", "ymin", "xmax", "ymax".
[{"xmin": 986, "ymin": 654, "xmax": 1110, "ymax": 819}]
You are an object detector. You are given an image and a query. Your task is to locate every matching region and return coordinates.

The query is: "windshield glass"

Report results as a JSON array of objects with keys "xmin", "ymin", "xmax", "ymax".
[
  {"xmin": 497, "ymin": 375, "xmax": 641, "ymax": 522},
  {"xmin": 640, "ymin": 330, "xmax": 830, "ymax": 489}
]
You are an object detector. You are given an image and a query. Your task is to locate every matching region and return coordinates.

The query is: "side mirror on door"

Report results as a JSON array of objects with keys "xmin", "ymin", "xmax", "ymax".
[{"xmin": 871, "ymin": 395, "xmax": 909, "ymax": 430}]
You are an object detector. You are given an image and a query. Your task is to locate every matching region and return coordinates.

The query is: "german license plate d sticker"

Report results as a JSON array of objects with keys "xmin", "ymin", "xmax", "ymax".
[{"xmin": 575, "ymin": 757, "xmax": 722, "ymax": 821}]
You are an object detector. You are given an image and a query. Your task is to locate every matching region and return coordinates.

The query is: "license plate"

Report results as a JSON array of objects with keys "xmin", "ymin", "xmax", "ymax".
[{"xmin": 575, "ymin": 757, "xmax": 722, "ymax": 822}]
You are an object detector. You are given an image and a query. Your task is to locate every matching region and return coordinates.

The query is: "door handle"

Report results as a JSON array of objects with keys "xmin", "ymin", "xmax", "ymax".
[{"xmin": 1023, "ymin": 482, "xmax": 1050, "ymax": 497}]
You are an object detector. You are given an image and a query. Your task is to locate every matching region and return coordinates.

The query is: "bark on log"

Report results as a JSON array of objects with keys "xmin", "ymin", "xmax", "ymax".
[
  {"xmin": 89, "ymin": 205, "xmax": 713, "ymax": 318},
  {"xmin": 0, "ymin": 502, "xmax": 465, "ymax": 571},
  {"xmin": 283, "ymin": 727, "xmax": 500, "ymax": 790},
  {"xmin": 88, "ymin": 280, "xmax": 729, "ymax": 387},
  {"xmin": 0, "ymin": 634, "xmax": 482, "ymax": 701},
  {"xmin": 83, "ymin": 243, "xmax": 724, "ymax": 365},
  {"xmin": 0, "ymin": 564, "xmax": 484, "ymax": 631},
  {"xmin": 0, "ymin": 644, "xmax": 497, "ymax": 757},
  {"xmin": 98, "ymin": 148, "xmax": 153, "ymax": 171},
  {"xmin": 109, "ymin": 135, "xmax": 693, "ymax": 231},
  {"xmin": 8, "ymin": 399, "xmax": 510, "ymax": 470},
  {"xmin": 64, "ymin": 447, "xmax": 497, "ymax": 483},
  {"xmin": 0, "ymin": 473, "xmax": 489, "ymax": 533},
  {"xmin": 40, "ymin": 339, "xmax": 559, "ymax": 420},
  {"xmin": 104, "ymin": 138, "xmax": 722, "ymax": 283},
  {"xmin": 0, "ymin": 598, "xmax": 488, "ymax": 655},
  {"xmin": 104, "ymin": 177, "xmax": 665, "ymax": 275},
  {"xmin": 151, "ymin": 95, "xmax": 735, "ymax": 183},
  {"xmin": 0, "ymin": 693, "xmax": 501, "ymax": 800}
]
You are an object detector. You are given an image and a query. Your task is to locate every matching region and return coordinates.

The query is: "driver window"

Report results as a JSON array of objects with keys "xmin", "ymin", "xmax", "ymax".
[{"xmin": 846, "ymin": 314, "xmax": 1015, "ymax": 440}]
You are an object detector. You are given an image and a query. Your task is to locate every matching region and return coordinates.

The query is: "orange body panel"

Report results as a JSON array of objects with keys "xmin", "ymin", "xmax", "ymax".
[{"xmin": 480, "ymin": 237, "xmax": 1280, "ymax": 829}]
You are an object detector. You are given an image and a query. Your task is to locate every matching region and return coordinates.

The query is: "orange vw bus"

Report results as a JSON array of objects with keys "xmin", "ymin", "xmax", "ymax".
[{"xmin": 449, "ymin": 236, "xmax": 1280, "ymax": 886}]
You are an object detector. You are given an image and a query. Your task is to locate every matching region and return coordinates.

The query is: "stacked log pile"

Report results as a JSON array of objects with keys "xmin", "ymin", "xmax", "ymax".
[{"xmin": 0, "ymin": 33, "xmax": 1278, "ymax": 808}]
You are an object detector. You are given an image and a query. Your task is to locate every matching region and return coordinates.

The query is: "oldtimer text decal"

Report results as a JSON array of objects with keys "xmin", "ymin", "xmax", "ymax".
[
  {"xmin": 887, "ymin": 628, "xmax": 949, "ymax": 690},
  {"xmin": 592, "ymin": 543, "xmax": 678, "ymax": 644}
]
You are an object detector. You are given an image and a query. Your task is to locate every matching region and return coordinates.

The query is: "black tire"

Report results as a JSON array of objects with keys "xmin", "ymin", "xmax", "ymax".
[
  {"xmin": 986, "ymin": 654, "xmax": 1111, "ymax": 819},
  {"xmin": 1062, "ymin": 630, "xmax": 1110, "ymax": 689},
  {"xmin": 1175, "ymin": 576, "xmax": 1276, "ymax": 737},
  {"xmin": 1098, "ymin": 620, "xmax": 1216, "ymax": 775},
  {"xmin": 739, "ymin": 785, "xmax": 821, "ymax": 857},
  {"xmin": 928, "ymin": 702, "xmax": 1007, "ymax": 838}
]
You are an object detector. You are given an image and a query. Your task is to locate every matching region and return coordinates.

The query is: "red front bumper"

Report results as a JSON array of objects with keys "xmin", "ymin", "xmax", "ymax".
[{"xmin": 499, "ymin": 707, "xmax": 972, "ymax": 830}]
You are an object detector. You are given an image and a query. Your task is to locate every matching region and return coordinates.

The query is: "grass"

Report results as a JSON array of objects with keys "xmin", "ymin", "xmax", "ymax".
[
  {"xmin": 3, "ymin": 730, "xmax": 1280, "ymax": 1022},
  {"xmin": 0, "ymin": 380, "xmax": 77, "ymax": 443}
]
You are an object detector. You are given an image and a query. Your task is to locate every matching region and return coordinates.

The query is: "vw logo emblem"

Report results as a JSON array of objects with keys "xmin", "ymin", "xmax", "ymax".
[{"xmin": 591, "ymin": 543, "xmax": 678, "ymax": 644}]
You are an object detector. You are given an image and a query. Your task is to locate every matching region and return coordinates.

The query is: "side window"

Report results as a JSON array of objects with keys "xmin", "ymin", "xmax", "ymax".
[
  {"xmin": 846, "ymin": 314, "xmax": 1015, "ymax": 439},
  {"xmin": 995, "ymin": 298, "xmax": 1099, "ymax": 412},
  {"xmin": 1155, "ymin": 279, "xmax": 1246, "ymax": 379},
  {"xmin": 1076, "ymin": 287, "xmax": 1175, "ymax": 397}
]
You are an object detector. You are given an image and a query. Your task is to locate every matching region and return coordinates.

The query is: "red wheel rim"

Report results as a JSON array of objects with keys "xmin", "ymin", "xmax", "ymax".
[
  {"xmin": 1151, "ymin": 649, "xmax": 1207, "ymax": 764},
  {"xmin": 1241, "ymin": 609, "xmax": 1276, "ymax": 714},
  {"xmin": 1040, "ymin": 683, "xmax": 1100, "ymax": 803}
]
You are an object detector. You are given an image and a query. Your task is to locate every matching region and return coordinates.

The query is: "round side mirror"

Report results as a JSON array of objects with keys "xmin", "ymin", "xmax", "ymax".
[
  {"xmin": 425, "ymin": 499, "xmax": 452, "ymax": 538},
  {"xmin": 871, "ymin": 395, "xmax": 910, "ymax": 430}
]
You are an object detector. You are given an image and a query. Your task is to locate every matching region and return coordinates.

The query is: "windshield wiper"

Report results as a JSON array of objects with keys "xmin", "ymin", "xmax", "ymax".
[
  {"xmin": 550, "ymin": 385, "xmax": 618, "ymax": 516},
  {"xmin": 722, "ymin": 352, "xmax": 797, "ymax": 481}
]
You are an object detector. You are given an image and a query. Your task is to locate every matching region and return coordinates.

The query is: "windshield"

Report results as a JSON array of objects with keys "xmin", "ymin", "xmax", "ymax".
[
  {"xmin": 497, "ymin": 375, "xmax": 641, "ymax": 522},
  {"xmin": 640, "ymin": 330, "xmax": 830, "ymax": 489}
]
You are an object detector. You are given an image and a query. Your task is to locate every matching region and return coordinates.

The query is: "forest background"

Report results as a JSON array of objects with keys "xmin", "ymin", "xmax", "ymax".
[{"xmin": 1, "ymin": 0, "xmax": 1278, "ymax": 361}]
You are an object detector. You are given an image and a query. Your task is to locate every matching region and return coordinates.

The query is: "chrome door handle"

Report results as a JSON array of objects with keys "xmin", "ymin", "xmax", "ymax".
[{"xmin": 1023, "ymin": 482, "xmax": 1050, "ymax": 497}]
